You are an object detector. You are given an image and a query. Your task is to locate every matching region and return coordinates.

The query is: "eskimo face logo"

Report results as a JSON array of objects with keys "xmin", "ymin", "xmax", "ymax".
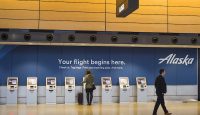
[{"xmin": 158, "ymin": 54, "xmax": 194, "ymax": 66}]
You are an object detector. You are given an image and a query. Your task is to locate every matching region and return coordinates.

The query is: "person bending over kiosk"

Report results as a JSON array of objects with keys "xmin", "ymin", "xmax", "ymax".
[
  {"xmin": 153, "ymin": 69, "xmax": 172, "ymax": 115},
  {"xmin": 82, "ymin": 70, "xmax": 94, "ymax": 105}
]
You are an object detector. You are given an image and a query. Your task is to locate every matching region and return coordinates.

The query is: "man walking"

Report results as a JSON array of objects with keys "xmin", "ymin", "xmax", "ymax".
[{"xmin": 153, "ymin": 69, "xmax": 172, "ymax": 115}]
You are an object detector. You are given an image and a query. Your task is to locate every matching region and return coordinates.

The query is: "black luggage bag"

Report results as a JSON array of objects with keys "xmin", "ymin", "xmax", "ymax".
[{"xmin": 78, "ymin": 92, "xmax": 83, "ymax": 105}]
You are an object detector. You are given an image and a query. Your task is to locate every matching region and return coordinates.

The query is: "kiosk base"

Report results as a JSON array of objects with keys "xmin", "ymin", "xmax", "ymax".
[
  {"xmin": 102, "ymin": 91, "xmax": 112, "ymax": 103},
  {"xmin": 7, "ymin": 90, "xmax": 17, "ymax": 104},
  {"xmin": 65, "ymin": 90, "xmax": 75, "ymax": 104},
  {"xmin": 27, "ymin": 90, "xmax": 37, "ymax": 104},
  {"xmin": 46, "ymin": 90, "xmax": 56, "ymax": 104},
  {"xmin": 137, "ymin": 89, "xmax": 147, "ymax": 102},
  {"xmin": 120, "ymin": 89, "xmax": 130, "ymax": 103}
]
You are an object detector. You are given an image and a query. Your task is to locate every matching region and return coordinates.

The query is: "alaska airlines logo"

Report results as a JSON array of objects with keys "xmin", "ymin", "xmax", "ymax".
[{"xmin": 158, "ymin": 54, "xmax": 194, "ymax": 66}]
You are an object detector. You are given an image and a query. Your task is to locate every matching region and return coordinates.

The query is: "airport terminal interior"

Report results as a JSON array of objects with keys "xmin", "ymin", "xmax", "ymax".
[{"xmin": 1, "ymin": 0, "xmax": 200, "ymax": 115}]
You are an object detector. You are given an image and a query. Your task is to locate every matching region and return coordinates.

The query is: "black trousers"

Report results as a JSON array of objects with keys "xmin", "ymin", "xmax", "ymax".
[
  {"xmin": 153, "ymin": 93, "xmax": 168, "ymax": 115},
  {"xmin": 86, "ymin": 88, "xmax": 93, "ymax": 104}
]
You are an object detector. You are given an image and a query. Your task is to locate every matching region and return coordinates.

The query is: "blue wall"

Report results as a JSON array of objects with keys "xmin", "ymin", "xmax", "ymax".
[{"xmin": 0, "ymin": 45, "xmax": 197, "ymax": 86}]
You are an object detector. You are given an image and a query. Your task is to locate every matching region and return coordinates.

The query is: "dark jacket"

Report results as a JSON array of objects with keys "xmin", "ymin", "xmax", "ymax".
[
  {"xmin": 82, "ymin": 74, "xmax": 94, "ymax": 89},
  {"xmin": 155, "ymin": 75, "xmax": 167, "ymax": 94}
]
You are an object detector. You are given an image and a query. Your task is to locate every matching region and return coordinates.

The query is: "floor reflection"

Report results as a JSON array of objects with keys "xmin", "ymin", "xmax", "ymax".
[{"xmin": 0, "ymin": 102, "xmax": 200, "ymax": 115}]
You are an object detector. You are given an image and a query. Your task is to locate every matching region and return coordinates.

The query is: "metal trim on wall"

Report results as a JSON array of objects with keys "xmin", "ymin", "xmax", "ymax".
[{"xmin": 0, "ymin": 29, "xmax": 200, "ymax": 48}]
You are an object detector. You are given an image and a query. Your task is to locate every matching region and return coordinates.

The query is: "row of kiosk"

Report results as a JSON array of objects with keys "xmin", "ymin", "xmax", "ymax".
[{"xmin": 6, "ymin": 77, "xmax": 147, "ymax": 104}]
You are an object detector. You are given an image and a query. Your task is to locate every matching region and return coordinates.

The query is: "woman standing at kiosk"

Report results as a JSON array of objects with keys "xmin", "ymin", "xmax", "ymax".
[{"xmin": 82, "ymin": 70, "xmax": 95, "ymax": 105}]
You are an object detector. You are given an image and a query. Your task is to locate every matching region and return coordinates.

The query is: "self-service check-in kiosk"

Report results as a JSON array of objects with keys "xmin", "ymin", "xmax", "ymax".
[
  {"xmin": 136, "ymin": 77, "xmax": 147, "ymax": 102},
  {"xmin": 7, "ymin": 77, "xmax": 18, "ymax": 104},
  {"xmin": 27, "ymin": 77, "xmax": 37, "ymax": 104},
  {"xmin": 119, "ymin": 77, "xmax": 130, "ymax": 103},
  {"xmin": 65, "ymin": 77, "xmax": 75, "ymax": 104},
  {"xmin": 46, "ymin": 77, "xmax": 56, "ymax": 104},
  {"xmin": 101, "ymin": 77, "xmax": 112, "ymax": 103}
]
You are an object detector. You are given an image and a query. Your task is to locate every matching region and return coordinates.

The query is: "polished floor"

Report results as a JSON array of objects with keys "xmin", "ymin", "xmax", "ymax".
[{"xmin": 0, "ymin": 102, "xmax": 199, "ymax": 115}]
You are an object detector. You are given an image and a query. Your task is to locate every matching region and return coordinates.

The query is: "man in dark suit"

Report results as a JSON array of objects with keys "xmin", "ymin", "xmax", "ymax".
[{"xmin": 153, "ymin": 69, "xmax": 172, "ymax": 115}]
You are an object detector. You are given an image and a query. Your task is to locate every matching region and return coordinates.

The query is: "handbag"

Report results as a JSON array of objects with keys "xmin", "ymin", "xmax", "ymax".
[{"xmin": 92, "ymin": 84, "xmax": 96, "ymax": 90}]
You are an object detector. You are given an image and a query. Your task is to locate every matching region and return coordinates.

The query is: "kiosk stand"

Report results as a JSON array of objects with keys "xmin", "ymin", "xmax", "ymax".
[
  {"xmin": 27, "ymin": 77, "xmax": 37, "ymax": 104},
  {"xmin": 46, "ymin": 77, "xmax": 56, "ymax": 104},
  {"xmin": 101, "ymin": 77, "xmax": 112, "ymax": 103},
  {"xmin": 65, "ymin": 77, "xmax": 75, "ymax": 104},
  {"xmin": 7, "ymin": 77, "xmax": 18, "ymax": 104},
  {"xmin": 119, "ymin": 77, "xmax": 130, "ymax": 103},
  {"xmin": 136, "ymin": 77, "xmax": 147, "ymax": 102},
  {"xmin": 82, "ymin": 77, "xmax": 87, "ymax": 105}
]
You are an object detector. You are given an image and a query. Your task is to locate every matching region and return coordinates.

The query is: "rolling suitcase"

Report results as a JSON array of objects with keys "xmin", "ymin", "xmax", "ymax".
[{"xmin": 78, "ymin": 92, "xmax": 83, "ymax": 105}]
